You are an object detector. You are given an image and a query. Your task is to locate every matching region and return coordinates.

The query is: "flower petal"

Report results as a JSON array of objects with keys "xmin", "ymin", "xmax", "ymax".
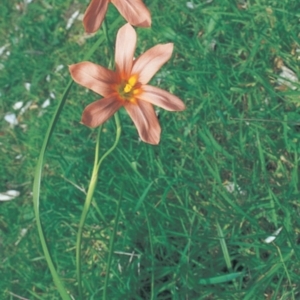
[
  {"xmin": 81, "ymin": 95, "xmax": 122, "ymax": 128},
  {"xmin": 112, "ymin": 0, "xmax": 151, "ymax": 27},
  {"xmin": 69, "ymin": 62, "xmax": 117, "ymax": 97},
  {"xmin": 115, "ymin": 23, "xmax": 137, "ymax": 78},
  {"xmin": 138, "ymin": 85, "xmax": 185, "ymax": 111},
  {"xmin": 132, "ymin": 43, "xmax": 173, "ymax": 84},
  {"xmin": 83, "ymin": 0, "xmax": 109, "ymax": 33},
  {"xmin": 125, "ymin": 100, "xmax": 161, "ymax": 144}
]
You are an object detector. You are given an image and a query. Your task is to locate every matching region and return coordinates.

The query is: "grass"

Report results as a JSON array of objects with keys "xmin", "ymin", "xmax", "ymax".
[{"xmin": 1, "ymin": 0, "xmax": 300, "ymax": 299}]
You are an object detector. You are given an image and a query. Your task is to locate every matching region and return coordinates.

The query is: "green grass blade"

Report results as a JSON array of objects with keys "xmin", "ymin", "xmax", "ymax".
[
  {"xmin": 216, "ymin": 220, "xmax": 232, "ymax": 271},
  {"xmin": 144, "ymin": 204, "xmax": 155, "ymax": 300},
  {"xmin": 32, "ymin": 30, "xmax": 110, "ymax": 299},
  {"xmin": 103, "ymin": 184, "xmax": 123, "ymax": 300},
  {"xmin": 199, "ymin": 272, "xmax": 243, "ymax": 285},
  {"xmin": 32, "ymin": 80, "xmax": 73, "ymax": 300},
  {"xmin": 134, "ymin": 182, "xmax": 153, "ymax": 212}
]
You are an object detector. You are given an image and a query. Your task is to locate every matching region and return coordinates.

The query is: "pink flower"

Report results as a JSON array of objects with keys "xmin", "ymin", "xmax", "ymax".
[
  {"xmin": 69, "ymin": 23, "xmax": 185, "ymax": 145},
  {"xmin": 83, "ymin": 0, "xmax": 151, "ymax": 33}
]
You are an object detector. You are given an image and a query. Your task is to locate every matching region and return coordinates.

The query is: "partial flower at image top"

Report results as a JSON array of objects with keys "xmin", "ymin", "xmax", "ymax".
[
  {"xmin": 83, "ymin": 0, "xmax": 151, "ymax": 33},
  {"xmin": 69, "ymin": 23, "xmax": 185, "ymax": 145}
]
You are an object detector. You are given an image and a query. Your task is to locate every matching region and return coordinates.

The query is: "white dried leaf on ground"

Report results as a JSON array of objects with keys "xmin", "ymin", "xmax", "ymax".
[
  {"xmin": 0, "ymin": 190, "xmax": 20, "ymax": 201},
  {"xmin": 24, "ymin": 82, "xmax": 31, "ymax": 91},
  {"xmin": 264, "ymin": 227, "xmax": 283, "ymax": 243},
  {"xmin": 15, "ymin": 228, "xmax": 28, "ymax": 246},
  {"xmin": 4, "ymin": 112, "xmax": 18, "ymax": 126},
  {"xmin": 0, "ymin": 44, "xmax": 9, "ymax": 56},
  {"xmin": 55, "ymin": 64, "xmax": 64, "ymax": 72},
  {"xmin": 278, "ymin": 66, "xmax": 298, "ymax": 90},
  {"xmin": 186, "ymin": 2, "xmax": 195, "ymax": 9},
  {"xmin": 296, "ymin": 48, "xmax": 300, "ymax": 60},
  {"xmin": 20, "ymin": 100, "xmax": 32, "ymax": 115},
  {"xmin": 41, "ymin": 99, "xmax": 51, "ymax": 108},
  {"xmin": 66, "ymin": 10, "xmax": 80, "ymax": 30},
  {"xmin": 13, "ymin": 101, "xmax": 23, "ymax": 110},
  {"xmin": 223, "ymin": 181, "xmax": 246, "ymax": 195}
]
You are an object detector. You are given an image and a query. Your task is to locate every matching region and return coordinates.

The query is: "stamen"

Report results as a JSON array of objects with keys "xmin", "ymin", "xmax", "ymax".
[
  {"xmin": 128, "ymin": 75, "xmax": 137, "ymax": 87},
  {"xmin": 124, "ymin": 83, "xmax": 132, "ymax": 93},
  {"xmin": 133, "ymin": 89, "xmax": 140, "ymax": 95},
  {"xmin": 122, "ymin": 75, "xmax": 138, "ymax": 94},
  {"xmin": 117, "ymin": 75, "xmax": 140, "ymax": 101}
]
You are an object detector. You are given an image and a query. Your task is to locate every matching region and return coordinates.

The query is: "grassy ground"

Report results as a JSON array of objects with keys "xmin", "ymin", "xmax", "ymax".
[{"xmin": 1, "ymin": 0, "xmax": 300, "ymax": 299}]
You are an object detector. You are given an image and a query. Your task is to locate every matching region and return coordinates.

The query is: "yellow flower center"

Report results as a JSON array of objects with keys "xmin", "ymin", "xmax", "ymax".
[{"xmin": 117, "ymin": 75, "xmax": 140, "ymax": 102}]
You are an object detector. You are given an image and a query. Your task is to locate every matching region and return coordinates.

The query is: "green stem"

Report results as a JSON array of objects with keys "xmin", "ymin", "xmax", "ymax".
[
  {"xmin": 76, "ymin": 112, "xmax": 121, "ymax": 299},
  {"xmin": 103, "ymin": 184, "xmax": 123, "ymax": 300}
]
